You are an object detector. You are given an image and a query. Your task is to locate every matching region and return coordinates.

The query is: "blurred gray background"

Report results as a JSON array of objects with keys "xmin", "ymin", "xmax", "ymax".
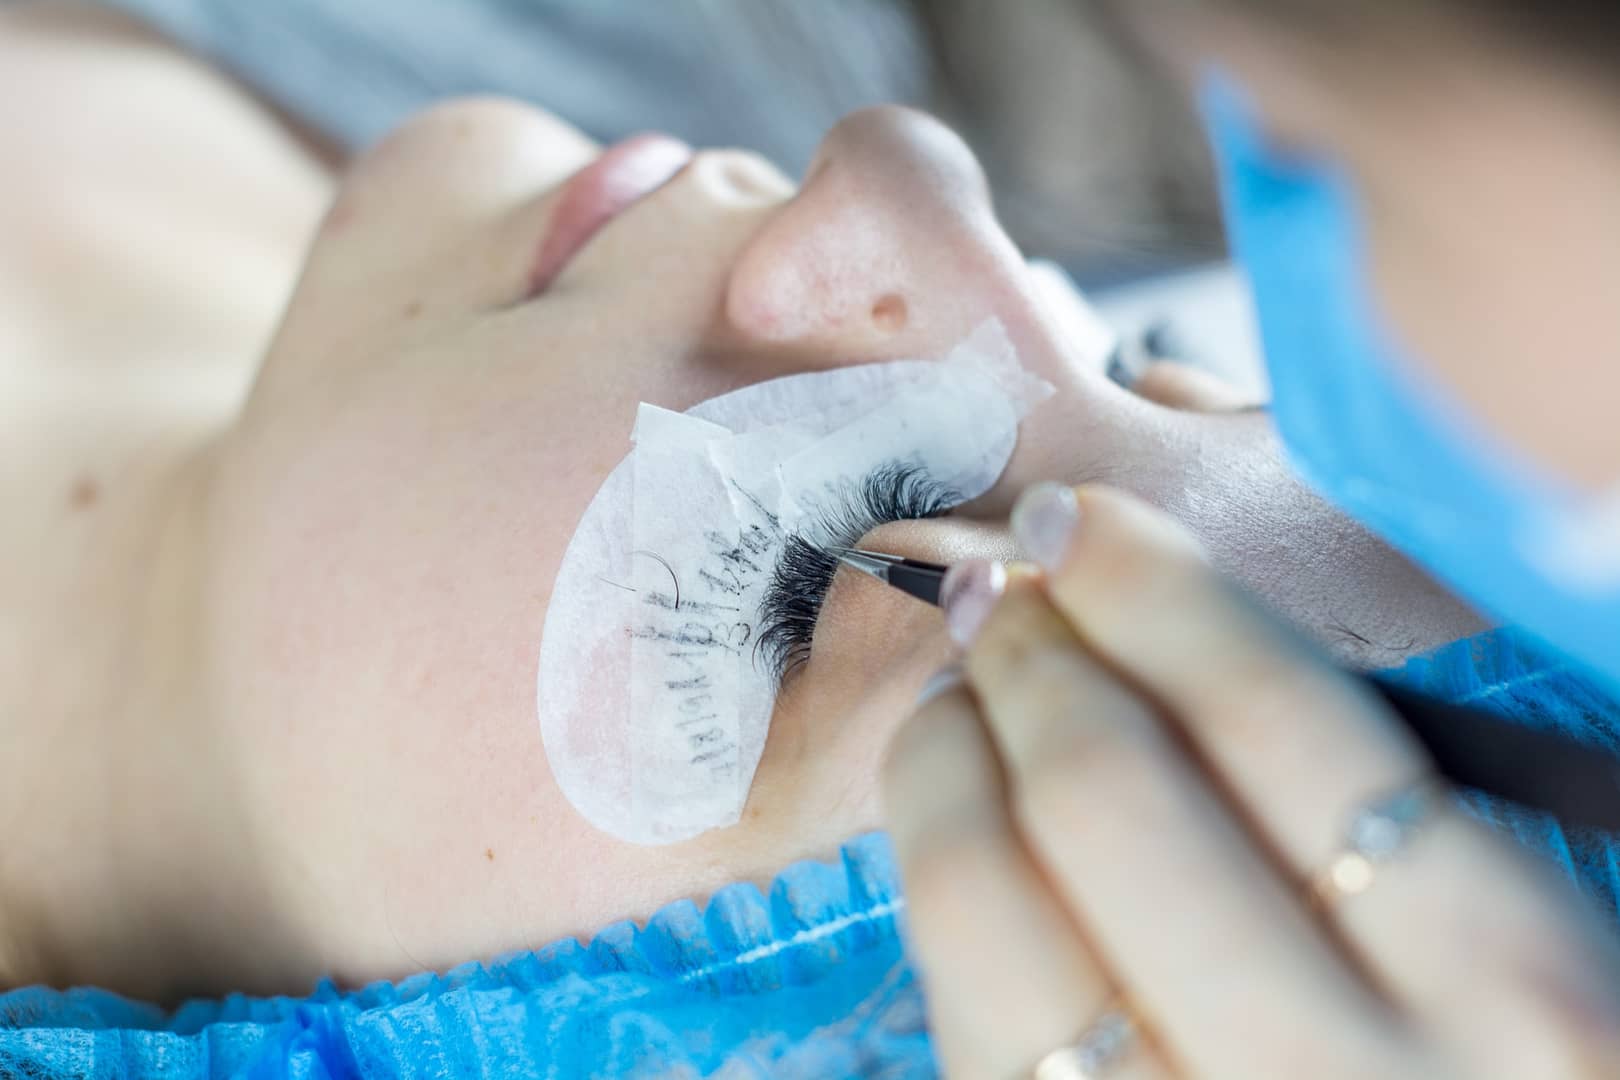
[{"xmin": 84, "ymin": 0, "xmax": 1226, "ymax": 285}]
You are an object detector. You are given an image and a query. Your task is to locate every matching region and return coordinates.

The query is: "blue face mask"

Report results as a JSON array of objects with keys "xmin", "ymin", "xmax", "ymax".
[{"xmin": 1200, "ymin": 74, "xmax": 1620, "ymax": 692}]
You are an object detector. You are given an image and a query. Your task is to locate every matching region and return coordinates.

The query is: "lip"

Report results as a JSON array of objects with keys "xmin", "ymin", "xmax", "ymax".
[{"xmin": 528, "ymin": 133, "xmax": 694, "ymax": 296}]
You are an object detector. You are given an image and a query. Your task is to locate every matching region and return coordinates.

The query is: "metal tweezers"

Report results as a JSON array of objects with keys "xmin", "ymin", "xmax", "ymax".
[{"xmin": 832, "ymin": 547, "xmax": 950, "ymax": 607}]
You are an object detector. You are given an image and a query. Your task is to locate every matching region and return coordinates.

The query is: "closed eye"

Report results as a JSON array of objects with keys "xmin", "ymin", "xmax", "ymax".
[{"xmin": 754, "ymin": 461, "xmax": 961, "ymax": 687}]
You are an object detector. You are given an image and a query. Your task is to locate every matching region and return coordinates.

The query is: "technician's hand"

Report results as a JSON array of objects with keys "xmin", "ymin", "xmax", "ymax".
[{"xmin": 882, "ymin": 483, "xmax": 1620, "ymax": 1079}]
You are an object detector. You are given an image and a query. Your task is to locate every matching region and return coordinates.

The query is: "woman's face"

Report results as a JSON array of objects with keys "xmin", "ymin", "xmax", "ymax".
[{"xmin": 206, "ymin": 102, "xmax": 1168, "ymax": 985}]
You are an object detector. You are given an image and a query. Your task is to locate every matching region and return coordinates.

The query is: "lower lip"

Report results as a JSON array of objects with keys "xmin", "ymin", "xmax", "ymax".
[{"xmin": 528, "ymin": 133, "xmax": 693, "ymax": 295}]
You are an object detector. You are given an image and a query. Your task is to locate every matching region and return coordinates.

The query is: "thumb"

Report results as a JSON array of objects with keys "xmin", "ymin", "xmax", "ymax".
[{"xmin": 1130, "ymin": 361, "xmax": 1265, "ymax": 413}]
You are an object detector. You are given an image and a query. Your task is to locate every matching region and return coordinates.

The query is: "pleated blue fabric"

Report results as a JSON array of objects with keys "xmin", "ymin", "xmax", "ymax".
[{"xmin": 5, "ymin": 628, "xmax": 1617, "ymax": 1077}]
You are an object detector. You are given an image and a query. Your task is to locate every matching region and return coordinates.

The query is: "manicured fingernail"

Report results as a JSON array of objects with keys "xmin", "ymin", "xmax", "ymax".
[
  {"xmin": 914, "ymin": 664, "xmax": 964, "ymax": 707},
  {"xmin": 939, "ymin": 559, "xmax": 1007, "ymax": 647},
  {"xmin": 1011, "ymin": 482, "xmax": 1080, "ymax": 573}
]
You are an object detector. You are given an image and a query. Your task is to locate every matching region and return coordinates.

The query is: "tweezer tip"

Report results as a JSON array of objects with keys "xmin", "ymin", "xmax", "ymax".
[
  {"xmin": 830, "ymin": 548, "xmax": 890, "ymax": 576},
  {"xmin": 830, "ymin": 546, "xmax": 893, "ymax": 561}
]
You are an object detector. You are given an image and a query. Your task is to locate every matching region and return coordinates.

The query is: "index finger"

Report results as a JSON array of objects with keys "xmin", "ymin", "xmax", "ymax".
[
  {"xmin": 1011, "ymin": 483, "xmax": 1424, "ymax": 878},
  {"xmin": 1009, "ymin": 483, "xmax": 1591, "ymax": 1012}
]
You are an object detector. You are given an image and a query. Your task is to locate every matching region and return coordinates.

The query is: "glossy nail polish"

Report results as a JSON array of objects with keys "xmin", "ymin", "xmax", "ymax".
[
  {"xmin": 939, "ymin": 558, "xmax": 1007, "ymax": 646},
  {"xmin": 1011, "ymin": 482, "xmax": 1080, "ymax": 573}
]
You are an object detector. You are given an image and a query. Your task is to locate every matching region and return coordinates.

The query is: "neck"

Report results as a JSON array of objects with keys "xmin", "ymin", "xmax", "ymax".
[{"xmin": 0, "ymin": 435, "xmax": 277, "ymax": 1002}]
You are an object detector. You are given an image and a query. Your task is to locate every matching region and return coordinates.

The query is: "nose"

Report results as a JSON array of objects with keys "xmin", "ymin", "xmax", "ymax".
[{"xmin": 726, "ymin": 106, "xmax": 1033, "ymax": 359}]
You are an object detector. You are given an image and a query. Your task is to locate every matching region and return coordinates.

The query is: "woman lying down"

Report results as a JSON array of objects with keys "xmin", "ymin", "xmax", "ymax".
[{"xmin": 3, "ymin": 6, "xmax": 1573, "ymax": 1075}]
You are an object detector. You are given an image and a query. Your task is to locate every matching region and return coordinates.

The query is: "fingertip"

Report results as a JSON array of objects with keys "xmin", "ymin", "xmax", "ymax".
[
  {"xmin": 1011, "ymin": 482, "xmax": 1081, "ymax": 573},
  {"xmin": 1134, "ymin": 361, "xmax": 1258, "ymax": 412},
  {"xmin": 1043, "ymin": 487, "xmax": 1212, "ymax": 639},
  {"xmin": 940, "ymin": 559, "xmax": 1008, "ymax": 647},
  {"xmin": 1068, "ymin": 486, "xmax": 1207, "ymax": 565}
]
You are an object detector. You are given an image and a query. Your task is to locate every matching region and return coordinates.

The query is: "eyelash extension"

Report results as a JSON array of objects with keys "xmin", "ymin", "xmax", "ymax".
[{"xmin": 755, "ymin": 461, "xmax": 962, "ymax": 687}]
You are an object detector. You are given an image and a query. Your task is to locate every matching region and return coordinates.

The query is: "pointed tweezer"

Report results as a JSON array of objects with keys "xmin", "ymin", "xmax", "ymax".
[{"xmin": 832, "ymin": 547, "xmax": 950, "ymax": 607}]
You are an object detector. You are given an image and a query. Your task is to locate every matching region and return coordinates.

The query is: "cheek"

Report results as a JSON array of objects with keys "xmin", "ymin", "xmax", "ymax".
[
  {"xmin": 208, "ymin": 366, "xmax": 639, "ymax": 889},
  {"xmin": 1365, "ymin": 217, "xmax": 1471, "ymax": 379},
  {"xmin": 1362, "ymin": 197, "xmax": 1595, "ymax": 479},
  {"xmin": 815, "ymin": 572, "xmax": 949, "ymax": 691}
]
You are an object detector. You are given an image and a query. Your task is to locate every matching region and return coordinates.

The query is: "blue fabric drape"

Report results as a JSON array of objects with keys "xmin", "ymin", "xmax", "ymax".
[{"xmin": 5, "ymin": 628, "xmax": 1617, "ymax": 1077}]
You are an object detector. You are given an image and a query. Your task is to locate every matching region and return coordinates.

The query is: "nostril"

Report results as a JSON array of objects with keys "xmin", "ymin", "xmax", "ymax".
[{"xmin": 871, "ymin": 293, "xmax": 908, "ymax": 333}]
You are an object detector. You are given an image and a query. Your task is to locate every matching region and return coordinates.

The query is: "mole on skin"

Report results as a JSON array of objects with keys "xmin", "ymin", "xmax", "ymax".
[
  {"xmin": 69, "ymin": 476, "xmax": 99, "ymax": 511},
  {"xmin": 870, "ymin": 293, "xmax": 908, "ymax": 333}
]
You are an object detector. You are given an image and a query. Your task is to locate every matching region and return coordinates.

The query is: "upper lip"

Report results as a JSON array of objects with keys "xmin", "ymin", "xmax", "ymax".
[{"xmin": 527, "ymin": 133, "xmax": 694, "ymax": 296}]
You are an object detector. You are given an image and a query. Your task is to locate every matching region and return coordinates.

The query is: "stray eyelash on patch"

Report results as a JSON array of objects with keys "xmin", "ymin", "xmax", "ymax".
[{"xmin": 754, "ymin": 461, "xmax": 962, "ymax": 687}]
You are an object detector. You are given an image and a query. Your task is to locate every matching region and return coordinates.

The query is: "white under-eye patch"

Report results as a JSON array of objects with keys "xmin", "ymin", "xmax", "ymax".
[{"xmin": 536, "ymin": 320, "xmax": 1052, "ymax": 844}]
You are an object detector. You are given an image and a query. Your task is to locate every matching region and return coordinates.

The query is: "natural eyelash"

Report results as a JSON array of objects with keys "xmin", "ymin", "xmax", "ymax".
[{"xmin": 754, "ymin": 462, "xmax": 962, "ymax": 687}]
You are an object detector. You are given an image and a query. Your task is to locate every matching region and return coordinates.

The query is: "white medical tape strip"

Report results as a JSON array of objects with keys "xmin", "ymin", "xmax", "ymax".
[{"xmin": 539, "ymin": 318, "xmax": 1052, "ymax": 844}]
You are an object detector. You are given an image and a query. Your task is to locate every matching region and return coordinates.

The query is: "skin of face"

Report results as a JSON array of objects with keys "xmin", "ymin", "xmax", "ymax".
[
  {"xmin": 193, "ymin": 104, "xmax": 1187, "ymax": 993},
  {"xmin": 162, "ymin": 101, "xmax": 1490, "ymax": 997},
  {"xmin": 4, "ymin": 7, "xmax": 1492, "ymax": 1004}
]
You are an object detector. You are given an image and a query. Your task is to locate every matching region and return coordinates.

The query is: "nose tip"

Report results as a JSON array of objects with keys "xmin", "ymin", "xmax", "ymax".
[
  {"xmin": 805, "ymin": 105, "xmax": 990, "ymax": 204},
  {"xmin": 725, "ymin": 106, "xmax": 1015, "ymax": 356}
]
